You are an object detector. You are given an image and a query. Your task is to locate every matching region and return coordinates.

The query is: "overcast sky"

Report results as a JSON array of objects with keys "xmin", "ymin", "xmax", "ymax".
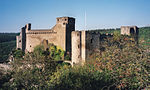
[{"xmin": 0, "ymin": 0, "xmax": 150, "ymax": 32}]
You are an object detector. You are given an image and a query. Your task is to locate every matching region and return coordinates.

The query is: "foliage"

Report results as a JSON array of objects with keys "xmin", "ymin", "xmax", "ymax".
[
  {"xmin": 2, "ymin": 53, "xmax": 58, "ymax": 89},
  {"xmin": 0, "ymin": 70, "xmax": 12, "ymax": 89},
  {"xmin": 0, "ymin": 44, "xmax": 70, "ymax": 89},
  {"xmin": 33, "ymin": 44, "xmax": 69, "ymax": 61},
  {"xmin": 0, "ymin": 41, "xmax": 16, "ymax": 62},
  {"xmin": 13, "ymin": 49, "xmax": 24, "ymax": 59},
  {"xmin": 88, "ymin": 36, "xmax": 150, "ymax": 89},
  {"xmin": 64, "ymin": 54, "xmax": 71, "ymax": 60},
  {"xmin": 48, "ymin": 65, "xmax": 115, "ymax": 90},
  {"xmin": 139, "ymin": 27, "xmax": 150, "ymax": 46},
  {"xmin": 90, "ymin": 28, "xmax": 120, "ymax": 34},
  {"xmin": 48, "ymin": 44, "xmax": 65, "ymax": 61},
  {"xmin": 113, "ymin": 31, "xmax": 121, "ymax": 41},
  {"xmin": 0, "ymin": 33, "xmax": 18, "ymax": 62},
  {"xmin": 0, "ymin": 33, "xmax": 18, "ymax": 43},
  {"xmin": 33, "ymin": 45, "xmax": 45, "ymax": 57}
]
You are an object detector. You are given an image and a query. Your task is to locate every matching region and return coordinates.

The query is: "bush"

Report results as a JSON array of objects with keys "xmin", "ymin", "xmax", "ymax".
[
  {"xmin": 33, "ymin": 45, "xmax": 45, "ymax": 57},
  {"xmin": 13, "ymin": 49, "xmax": 24, "ymax": 59},
  {"xmin": 4, "ymin": 53, "xmax": 58, "ymax": 89},
  {"xmin": 33, "ymin": 44, "xmax": 66, "ymax": 61},
  {"xmin": 48, "ymin": 44, "xmax": 65, "ymax": 61},
  {"xmin": 48, "ymin": 65, "xmax": 116, "ymax": 90},
  {"xmin": 89, "ymin": 36, "xmax": 150, "ymax": 89}
]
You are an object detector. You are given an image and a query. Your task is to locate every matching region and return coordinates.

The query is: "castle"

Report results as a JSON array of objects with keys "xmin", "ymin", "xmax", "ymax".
[
  {"xmin": 16, "ymin": 17, "xmax": 75, "ymax": 54},
  {"xmin": 16, "ymin": 17, "xmax": 139, "ymax": 65}
]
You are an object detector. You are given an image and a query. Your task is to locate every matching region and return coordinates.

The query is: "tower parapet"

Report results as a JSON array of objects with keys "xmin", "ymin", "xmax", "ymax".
[
  {"xmin": 25, "ymin": 23, "xmax": 31, "ymax": 32},
  {"xmin": 56, "ymin": 17, "xmax": 75, "ymax": 25}
]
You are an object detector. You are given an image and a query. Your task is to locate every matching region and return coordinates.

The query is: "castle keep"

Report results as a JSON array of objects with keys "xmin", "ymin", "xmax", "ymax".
[{"xmin": 16, "ymin": 17, "xmax": 139, "ymax": 65}]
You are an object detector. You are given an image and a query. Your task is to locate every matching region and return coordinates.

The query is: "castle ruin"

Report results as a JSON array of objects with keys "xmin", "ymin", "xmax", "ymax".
[{"xmin": 16, "ymin": 17, "xmax": 139, "ymax": 65}]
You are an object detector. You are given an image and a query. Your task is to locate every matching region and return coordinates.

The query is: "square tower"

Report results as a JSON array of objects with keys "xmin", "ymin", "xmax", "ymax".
[{"xmin": 56, "ymin": 17, "xmax": 75, "ymax": 54}]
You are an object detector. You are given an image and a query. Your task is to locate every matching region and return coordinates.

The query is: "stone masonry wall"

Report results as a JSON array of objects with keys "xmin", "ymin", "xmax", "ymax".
[{"xmin": 72, "ymin": 31, "xmax": 100, "ymax": 65}]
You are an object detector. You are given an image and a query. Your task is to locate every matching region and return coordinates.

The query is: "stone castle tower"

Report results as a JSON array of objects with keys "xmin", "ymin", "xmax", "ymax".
[
  {"xmin": 121, "ymin": 26, "xmax": 139, "ymax": 36},
  {"xmin": 72, "ymin": 31, "xmax": 100, "ymax": 65},
  {"xmin": 16, "ymin": 17, "xmax": 75, "ymax": 53}
]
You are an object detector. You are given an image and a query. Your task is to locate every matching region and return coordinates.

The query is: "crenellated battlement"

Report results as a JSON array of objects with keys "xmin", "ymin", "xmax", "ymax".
[
  {"xmin": 26, "ymin": 32, "xmax": 57, "ymax": 34},
  {"xmin": 56, "ymin": 17, "xmax": 75, "ymax": 25}
]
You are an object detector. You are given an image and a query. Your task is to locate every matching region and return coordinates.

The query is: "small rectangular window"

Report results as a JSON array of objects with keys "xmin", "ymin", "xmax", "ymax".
[
  {"xmin": 91, "ymin": 39, "xmax": 93, "ymax": 43},
  {"xmin": 78, "ymin": 45, "xmax": 80, "ymax": 48}
]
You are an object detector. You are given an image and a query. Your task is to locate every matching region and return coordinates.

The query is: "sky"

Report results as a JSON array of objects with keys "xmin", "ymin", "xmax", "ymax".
[{"xmin": 0, "ymin": 0, "xmax": 150, "ymax": 32}]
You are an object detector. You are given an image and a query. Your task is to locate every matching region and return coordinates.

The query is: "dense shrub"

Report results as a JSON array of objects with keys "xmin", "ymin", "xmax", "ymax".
[
  {"xmin": 3, "ymin": 53, "xmax": 58, "ymax": 89},
  {"xmin": 2, "ymin": 44, "xmax": 69, "ymax": 89},
  {"xmin": 48, "ymin": 44, "xmax": 65, "ymax": 61},
  {"xmin": 13, "ymin": 49, "xmax": 24, "ymax": 59},
  {"xmin": 139, "ymin": 27, "xmax": 150, "ymax": 46},
  {"xmin": 48, "ymin": 65, "xmax": 116, "ymax": 90},
  {"xmin": 0, "ymin": 70, "xmax": 12, "ymax": 89},
  {"xmin": 33, "ymin": 44, "xmax": 69, "ymax": 61},
  {"xmin": 33, "ymin": 45, "xmax": 45, "ymax": 57},
  {"xmin": 88, "ymin": 36, "xmax": 150, "ymax": 89}
]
